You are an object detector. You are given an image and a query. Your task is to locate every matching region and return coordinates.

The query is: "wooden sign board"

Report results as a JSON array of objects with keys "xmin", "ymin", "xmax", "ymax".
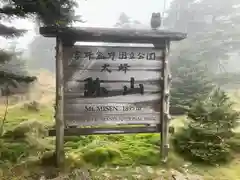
[
  {"xmin": 40, "ymin": 26, "xmax": 186, "ymax": 166},
  {"xmin": 63, "ymin": 45, "xmax": 165, "ymax": 126}
]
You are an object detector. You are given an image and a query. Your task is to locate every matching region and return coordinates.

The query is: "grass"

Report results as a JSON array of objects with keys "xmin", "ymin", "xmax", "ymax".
[
  {"xmin": 0, "ymin": 99, "xmax": 240, "ymax": 179},
  {"xmin": 228, "ymin": 89, "xmax": 240, "ymax": 111},
  {"xmin": 1, "ymin": 103, "xmax": 53, "ymax": 131}
]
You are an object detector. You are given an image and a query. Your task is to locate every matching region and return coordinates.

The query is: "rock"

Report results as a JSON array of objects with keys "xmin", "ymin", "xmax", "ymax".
[
  {"xmin": 42, "ymin": 169, "xmax": 92, "ymax": 180},
  {"xmin": 39, "ymin": 176, "xmax": 47, "ymax": 180},
  {"xmin": 185, "ymin": 174, "xmax": 203, "ymax": 180},
  {"xmin": 171, "ymin": 169, "xmax": 186, "ymax": 180},
  {"xmin": 170, "ymin": 169, "xmax": 204, "ymax": 180},
  {"xmin": 69, "ymin": 169, "xmax": 91, "ymax": 180}
]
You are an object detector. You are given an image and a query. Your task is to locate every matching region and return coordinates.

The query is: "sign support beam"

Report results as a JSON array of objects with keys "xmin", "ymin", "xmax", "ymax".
[
  {"xmin": 161, "ymin": 41, "xmax": 171, "ymax": 162},
  {"xmin": 55, "ymin": 36, "xmax": 65, "ymax": 167}
]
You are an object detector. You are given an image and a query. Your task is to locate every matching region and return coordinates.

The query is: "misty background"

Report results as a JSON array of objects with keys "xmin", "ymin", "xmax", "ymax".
[
  {"xmin": 0, "ymin": 0, "xmax": 171, "ymax": 66},
  {"xmin": 1, "ymin": 0, "xmax": 240, "ymax": 111},
  {"xmin": 2, "ymin": 0, "xmax": 238, "ymax": 74}
]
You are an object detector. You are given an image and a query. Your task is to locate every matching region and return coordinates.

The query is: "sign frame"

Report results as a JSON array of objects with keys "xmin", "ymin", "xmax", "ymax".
[{"xmin": 40, "ymin": 26, "xmax": 186, "ymax": 167}]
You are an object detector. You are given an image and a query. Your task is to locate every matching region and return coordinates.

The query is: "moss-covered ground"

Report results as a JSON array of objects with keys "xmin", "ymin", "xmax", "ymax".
[{"xmin": 0, "ymin": 98, "xmax": 240, "ymax": 179}]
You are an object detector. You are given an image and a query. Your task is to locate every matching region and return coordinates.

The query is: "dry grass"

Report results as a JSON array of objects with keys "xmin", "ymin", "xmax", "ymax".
[
  {"xmin": 30, "ymin": 70, "xmax": 55, "ymax": 104},
  {"xmin": 0, "ymin": 70, "xmax": 55, "ymax": 109},
  {"xmin": 228, "ymin": 89, "xmax": 240, "ymax": 111}
]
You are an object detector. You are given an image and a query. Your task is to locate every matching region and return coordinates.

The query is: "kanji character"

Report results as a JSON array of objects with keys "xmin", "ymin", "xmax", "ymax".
[
  {"xmin": 118, "ymin": 63, "xmax": 130, "ymax": 73},
  {"xmin": 129, "ymin": 52, "xmax": 135, "ymax": 59},
  {"xmin": 73, "ymin": 50, "xmax": 81, "ymax": 59},
  {"xmin": 118, "ymin": 52, "xmax": 127, "ymax": 59},
  {"xmin": 147, "ymin": 52, "xmax": 156, "ymax": 60},
  {"xmin": 96, "ymin": 51, "xmax": 106, "ymax": 60},
  {"xmin": 137, "ymin": 52, "xmax": 145, "ymax": 59},
  {"xmin": 68, "ymin": 50, "xmax": 81, "ymax": 65},
  {"xmin": 108, "ymin": 52, "xmax": 116, "ymax": 60},
  {"xmin": 84, "ymin": 51, "xmax": 94, "ymax": 60},
  {"xmin": 101, "ymin": 63, "xmax": 112, "ymax": 73}
]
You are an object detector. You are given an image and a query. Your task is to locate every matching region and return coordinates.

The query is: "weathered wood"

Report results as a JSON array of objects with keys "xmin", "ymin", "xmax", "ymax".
[
  {"xmin": 63, "ymin": 45, "xmax": 163, "ymax": 82},
  {"xmin": 64, "ymin": 112, "xmax": 160, "ymax": 126},
  {"xmin": 63, "ymin": 45, "xmax": 163, "ymax": 67},
  {"xmin": 49, "ymin": 126, "xmax": 158, "ymax": 136},
  {"xmin": 55, "ymin": 36, "xmax": 65, "ymax": 167},
  {"xmin": 164, "ymin": 41, "xmax": 171, "ymax": 160},
  {"xmin": 62, "ymin": 44, "xmax": 164, "ymax": 126},
  {"xmin": 64, "ymin": 94, "xmax": 161, "ymax": 103},
  {"xmin": 39, "ymin": 26, "xmax": 187, "ymax": 44},
  {"xmin": 64, "ymin": 89, "xmax": 161, "ymax": 98},
  {"xmin": 74, "ymin": 79, "xmax": 162, "ymax": 83},
  {"xmin": 157, "ymin": 41, "xmax": 169, "ymax": 162},
  {"xmin": 39, "ymin": 25, "xmax": 187, "ymax": 166},
  {"xmin": 66, "ymin": 62, "xmax": 163, "ymax": 70},
  {"xmin": 64, "ymin": 71, "xmax": 162, "ymax": 82},
  {"xmin": 48, "ymin": 125, "xmax": 175, "ymax": 136}
]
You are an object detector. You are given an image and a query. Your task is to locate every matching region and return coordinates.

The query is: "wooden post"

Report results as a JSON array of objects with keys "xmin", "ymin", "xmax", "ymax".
[
  {"xmin": 165, "ymin": 41, "xmax": 171, "ymax": 159},
  {"xmin": 160, "ymin": 42, "xmax": 169, "ymax": 162},
  {"xmin": 55, "ymin": 36, "xmax": 65, "ymax": 167}
]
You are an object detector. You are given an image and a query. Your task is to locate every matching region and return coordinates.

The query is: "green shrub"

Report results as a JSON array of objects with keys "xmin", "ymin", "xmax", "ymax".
[
  {"xmin": 64, "ymin": 135, "xmax": 96, "ymax": 146},
  {"xmin": 173, "ymin": 127, "xmax": 232, "ymax": 164},
  {"xmin": 227, "ymin": 133, "xmax": 240, "ymax": 152},
  {"xmin": 40, "ymin": 151, "xmax": 56, "ymax": 166},
  {"xmin": 0, "ymin": 140, "xmax": 30, "ymax": 163},
  {"xmin": 172, "ymin": 89, "xmax": 239, "ymax": 164},
  {"xmin": 170, "ymin": 58, "xmax": 214, "ymax": 115},
  {"xmin": 3, "ymin": 120, "xmax": 47, "ymax": 139},
  {"xmin": 82, "ymin": 147, "xmax": 121, "ymax": 166},
  {"xmin": 65, "ymin": 141, "xmax": 81, "ymax": 149}
]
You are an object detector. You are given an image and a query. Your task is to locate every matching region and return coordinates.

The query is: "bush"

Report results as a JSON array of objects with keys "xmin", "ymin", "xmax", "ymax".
[
  {"xmin": 173, "ymin": 88, "xmax": 240, "ymax": 164},
  {"xmin": 83, "ymin": 147, "xmax": 121, "ymax": 166},
  {"xmin": 227, "ymin": 133, "xmax": 240, "ymax": 153},
  {"xmin": 22, "ymin": 101, "xmax": 40, "ymax": 112},
  {"xmin": 173, "ymin": 126, "xmax": 232, "ymax": 164},
  {"xmin": 170, "ymin": 58, "xmax": 214, "ymax": 115},
  {"xmin": 3, "ymin": 120, "xmax": 47, "ymax": 139},
  {"xmin": 0, "ymin": 140, "xmax": 30, "ymax": 163},
  {"xmin": 40, "ymin": 151, "xmax": 56, "ymax": 166}
]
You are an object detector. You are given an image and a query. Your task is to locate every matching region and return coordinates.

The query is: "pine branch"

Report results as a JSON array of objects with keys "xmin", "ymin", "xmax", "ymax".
[
  {"xmin": 0, "ymin": 0, "xmax": 80, "ymax": 26},
  {"xmin": 0, "ymin": 49, "xmax": 15, "ymax": 63},
  {"xmin": 0, "ymin": 71, "xmax": 37, "ymax": 83},
  {"xmin": 0, "ymin": 5, "xmax": 28, "ymax": 17},
  {"xmin": 0, "ymin": 23, "xmax": 26, "ymax": 37}
]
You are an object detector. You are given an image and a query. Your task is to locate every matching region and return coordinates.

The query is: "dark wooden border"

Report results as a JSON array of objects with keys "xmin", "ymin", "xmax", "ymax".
[
  {"xmin": 48, "ymin": 125, "xmax": 174, "ymax": 136},
  {"xmin": 39, "ymin": 26, "xmax": 187, "ymax": 44}
]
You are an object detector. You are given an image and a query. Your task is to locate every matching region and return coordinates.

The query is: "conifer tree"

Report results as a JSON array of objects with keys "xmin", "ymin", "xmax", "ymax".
[
  {"xmin": 0, "ymin": 0, "xmax": 78, "ymax": 93},
  {"xmin": 170, "ymin": 58, "xmax": 214, "ymax": 114},
  {"xmin": 173, "ymin": 88, "xmax": 240, "ymax": 164}
]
